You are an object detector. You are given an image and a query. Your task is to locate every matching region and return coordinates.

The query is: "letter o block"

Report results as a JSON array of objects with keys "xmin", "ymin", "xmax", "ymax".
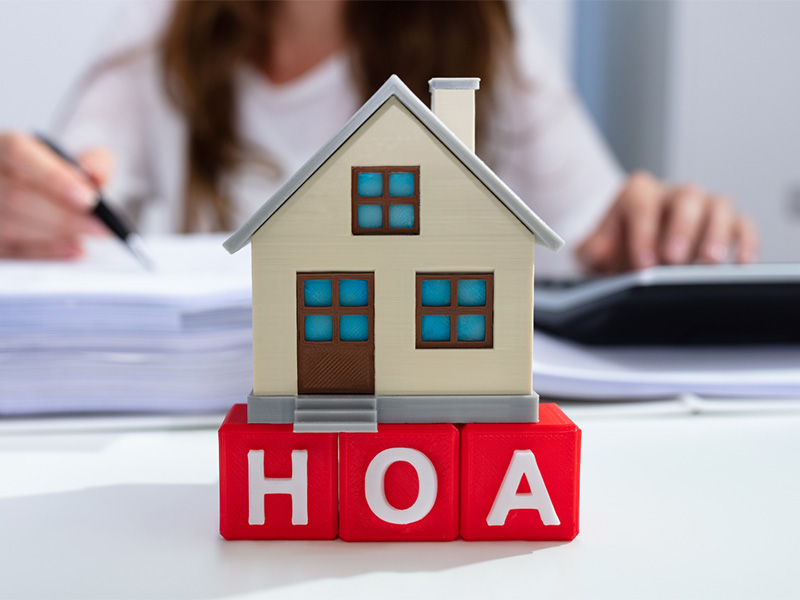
[
  {"xmin": 219, "ymin": 404, "xmax": 338, "ymax": 540},
  {"xmin": 460, "ymin": 404, "xmax": 581, "ymax": 541},
  {"xmin": 339, "ymin": 424, "xmax": 459, "ymax": 542}
]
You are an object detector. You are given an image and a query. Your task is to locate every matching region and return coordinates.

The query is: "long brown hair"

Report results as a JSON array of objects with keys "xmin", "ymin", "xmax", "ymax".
[{"xmin": 161, "ymin": 1, "xmax": 514, "ymax": 232}]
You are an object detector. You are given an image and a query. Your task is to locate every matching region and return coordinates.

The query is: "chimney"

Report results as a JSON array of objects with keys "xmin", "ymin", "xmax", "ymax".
[{"xmin": 428, "ymin": 77, "xmax": 480, "ymax": 153}]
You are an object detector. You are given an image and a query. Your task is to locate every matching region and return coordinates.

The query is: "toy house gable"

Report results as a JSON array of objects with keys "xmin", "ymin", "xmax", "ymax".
[
  {"xmin": 224, "ymin": 75, "xmax": 563, "ymax": 431},
  {"xmin": 224, "ymin": 75, "xmax": 564, "ymax": 255}
]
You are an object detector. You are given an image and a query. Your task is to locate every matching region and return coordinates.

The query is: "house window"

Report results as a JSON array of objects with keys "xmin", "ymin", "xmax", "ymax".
[
  {"xmin": 416, "ymin": 273, "xmax": 493, "ymax": 348},
  {"xmin": 298, "ymin": 274, "xmax": 373, "ymax": 344},
  {"xmin": 352, "ymin": 166, "xmax": 420, "ymax": 235}
]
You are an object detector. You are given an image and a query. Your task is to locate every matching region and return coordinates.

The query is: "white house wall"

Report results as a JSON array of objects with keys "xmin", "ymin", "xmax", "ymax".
[{"xmin": 251, "ymin": 98, "xmax": 534, "ymax": 397}]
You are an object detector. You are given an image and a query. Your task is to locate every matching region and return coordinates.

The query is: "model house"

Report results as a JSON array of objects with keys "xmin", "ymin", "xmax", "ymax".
[{"xmin": 224, "ymin": 75, "xmax": 563, "ymax": 431}]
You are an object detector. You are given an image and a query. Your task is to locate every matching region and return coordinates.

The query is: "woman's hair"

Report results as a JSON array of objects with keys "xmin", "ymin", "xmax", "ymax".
[{"xmin": 161, "ymin": 1, "xmax": 514, "ymax": 232}]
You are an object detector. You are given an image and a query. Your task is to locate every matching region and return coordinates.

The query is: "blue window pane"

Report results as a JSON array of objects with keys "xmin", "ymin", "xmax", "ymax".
[
  {"xmin": 389, "ymin": 172, "xmax": 415, "ymax": 197},
  {"xmin": 304, "ymin": 280, "xmax": 332, "ymax": 307},
  {"xmin": 357, "ymin": 204, "xmax": 383, "ymax": 228},
  {"xmin": 339, "ymin": 279, "xmax": 369, "ymax": 306},
  {"xmin": 305, "ymin": 315, "xmax": 332, "ymax": 341},
  {"xmin": 458, "ymin": 280, "xmax": 486, "ymax": 306},
  {"xmin": 421, "ymin": 315, "xmax": 451, "ymax": 341},
  {"xmin": 421, "ymin": 280, "xmax": 450, "ymax": 306},
  {"xmin": 457, "ymin": 315, "xmax": 486, "ymax": 342},
  {"xmin": 340, "ymin": 315, "xmax": 368, "ymax": 341},
  {"xmin": 388, "ymin": 204, "xmax": 415, "ymax": 229},
  {"xmin": 357, "ymin": 172, "xmax": 383, "ymax": 197}
]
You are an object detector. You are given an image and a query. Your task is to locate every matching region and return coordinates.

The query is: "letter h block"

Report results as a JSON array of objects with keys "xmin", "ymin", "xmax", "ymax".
[
  {"xmin": 460, "ymin": 404, "xmax": 582, "ymax": 541},
  {"xmin": 219, "ymin": 404, "xmax": 338, "ymax": 540},
  {"xmin": 339, "ymin": 424, "xmax": 459, "ymax": 542}
]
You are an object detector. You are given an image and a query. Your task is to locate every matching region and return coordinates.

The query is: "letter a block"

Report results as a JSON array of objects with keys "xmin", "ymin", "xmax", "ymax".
[
  {"xmin": 339, "ymin": 424, "xmax": 459, "ymax": 542},
  {"xmin": 460, "ymin": 404, "xmax": 581, "ymax": 541},
  {"xmin": 218, "ymin": 404, "xmax": 338, "ymax": 540}
]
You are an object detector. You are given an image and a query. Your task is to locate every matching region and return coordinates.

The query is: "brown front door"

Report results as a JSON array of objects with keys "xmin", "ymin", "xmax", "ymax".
[{"xmin": 297, "ymin": 273, "xmax": 374, "ymax": 394}]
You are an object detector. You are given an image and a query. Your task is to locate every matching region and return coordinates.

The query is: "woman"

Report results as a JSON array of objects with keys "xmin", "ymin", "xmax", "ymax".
[{"xmin": 0, "ymin": 0, "xmax": 758, "ymax": 273}]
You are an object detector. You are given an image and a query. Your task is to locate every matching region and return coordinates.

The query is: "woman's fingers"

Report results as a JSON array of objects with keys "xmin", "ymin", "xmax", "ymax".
[
  {"xmin": 578, "ymin": 171, "xmax": 760, "ymax": 273},
  {"xmin": 620, "ymin": 172, "xmax": 664, "ymax": 270},
  {"xmin": 734, "ymin": 215, "xmax": 759, "ymax": 264},
  {"xmin": 0, "ymin": 237, "xmax": 85, "ymax": 260},
  {"xmin": 576, "ymin": 208, "xmax": 623, "ymax": 273},
  {"xmin": 0, "ymin": 134, "xmax": 116, "ymax": 259},
  {"xmin": 695, "ymin": 195, "xmax": 736, "ymax": 263},
  {"xmin": 0, "ymin": 133, "xmax": 95, "ymax": 210},
  {"xmin": 0, "ymin": 179, "xmax": 102, "ymax": 241},
  {"xmin": 660, "ymin": 186, "xmax": 707, "ymax": 264},
  {"xmin": 78, "ymin": 148, "xmax": 115, "ymax": 188},
  {"xmin": 0, "ymin": 182, "xmax": 87, "ymax": 258}
]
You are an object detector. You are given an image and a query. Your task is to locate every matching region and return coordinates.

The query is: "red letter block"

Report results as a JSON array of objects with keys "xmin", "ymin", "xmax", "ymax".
[
  {"xmin": 461, "ymin": 404, "xmax": 581, "ymax": 541},
  {"xmin": 219, "ymin": 404, "xmax": 338, "ymax": 540},
  {"xmin": 339, "ymin": 424, "xmax": 459, "ymax": 542}
]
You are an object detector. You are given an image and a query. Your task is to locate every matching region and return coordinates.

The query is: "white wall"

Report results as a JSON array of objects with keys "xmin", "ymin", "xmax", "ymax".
[
  {"xmin": 573, "ymin": 1, "xmax": 673, "ymax": 179},
  {"xmin": 0, "ymin": 1, "xmax": 128, "ymax": 130},
  {"xmin": 575, "ymin": 0, "xmax": 800, "ymax": 263},
  {"xmin": 668, "ymin": 1, "xmax": 800, "ymax": 263}
]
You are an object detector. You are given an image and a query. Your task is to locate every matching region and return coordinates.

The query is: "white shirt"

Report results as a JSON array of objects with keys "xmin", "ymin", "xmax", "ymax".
[{"xmin": 58, "ymin": 1, "xmax": 623, "ymax": 276}]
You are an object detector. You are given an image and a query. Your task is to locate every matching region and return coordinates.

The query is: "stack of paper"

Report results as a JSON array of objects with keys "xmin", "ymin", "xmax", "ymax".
[
  {"xmin": 533, "ymin": 331, "xmax": 800, "ymax": 402},
  {"xmin": 0, "ymin": 236, "xmax": 253, "ymax": 415},
  {"xmin": 3, "ymin": 235, "xmax": 800, "ymax": 417}
]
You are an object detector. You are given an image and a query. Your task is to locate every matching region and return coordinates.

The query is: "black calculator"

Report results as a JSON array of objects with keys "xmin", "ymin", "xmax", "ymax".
[{"xmin": 534, "ymin": 264, "xmax": 800, "ymax": 345}]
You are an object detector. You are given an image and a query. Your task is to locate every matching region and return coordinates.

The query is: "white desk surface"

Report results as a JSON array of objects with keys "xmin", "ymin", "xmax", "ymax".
[{"xmin": 2, "ymin": 407, "xmax": 799, "ymax": 600}]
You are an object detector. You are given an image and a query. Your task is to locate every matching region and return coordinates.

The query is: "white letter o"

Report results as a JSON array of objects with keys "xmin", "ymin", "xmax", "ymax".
[{"xmin": 364, "ymin": 447, "xmax": 438, "ymax": 525}]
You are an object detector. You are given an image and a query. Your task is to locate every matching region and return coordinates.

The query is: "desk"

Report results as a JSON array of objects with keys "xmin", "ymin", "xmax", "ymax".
[{"xmin": 2, "ymin": 408, "xmax": 799, "ymax": 599}]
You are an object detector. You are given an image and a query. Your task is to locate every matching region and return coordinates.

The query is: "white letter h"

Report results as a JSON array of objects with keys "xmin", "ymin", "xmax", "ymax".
[{"xmin": 247, "ymin": 449, "xmax": 308, "ymax": 526}]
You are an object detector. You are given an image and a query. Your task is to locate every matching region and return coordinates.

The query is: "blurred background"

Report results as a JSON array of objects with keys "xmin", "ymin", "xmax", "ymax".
[{"xmin": 1, "ymin": 0, "xmax": 798, "ymax": 262}]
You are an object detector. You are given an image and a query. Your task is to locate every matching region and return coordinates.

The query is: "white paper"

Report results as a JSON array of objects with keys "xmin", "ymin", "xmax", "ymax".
[
  {"xmin": 533, "ymin": 330, "xmax": 800, "ymax": 400},
  {"xmin": 0, "ymin": 235, "xmax": 253, "ymax": 415}
]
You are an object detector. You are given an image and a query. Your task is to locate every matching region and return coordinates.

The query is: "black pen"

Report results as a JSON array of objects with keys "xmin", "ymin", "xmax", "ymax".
[{"xmin": 35, "ymin": 133, "xmax": 156, "ymax": 271}]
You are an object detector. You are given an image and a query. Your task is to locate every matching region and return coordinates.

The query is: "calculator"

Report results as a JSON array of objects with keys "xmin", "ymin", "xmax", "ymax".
[{"xmin": 533, "ymin": 264, "xmax": 800, "ymax": 345}]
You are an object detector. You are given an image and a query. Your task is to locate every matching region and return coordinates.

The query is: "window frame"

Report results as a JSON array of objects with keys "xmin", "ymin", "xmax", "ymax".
[
  {"xmin": 297, "ymin": 273, "xmax": 375, "ymax": 345},
  {"xmin": 415, "ymin": 273, "xmax": 494, "ymax": 349},
  {"xmin": 352, "ymin": 166, "xmax": 421, "ymax": 235}
]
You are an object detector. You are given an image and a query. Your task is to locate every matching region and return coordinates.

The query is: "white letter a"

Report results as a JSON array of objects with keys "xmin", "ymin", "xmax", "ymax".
[{"xmin": 486, "ymin": 449, "xmax": 560, "ymax": 526}]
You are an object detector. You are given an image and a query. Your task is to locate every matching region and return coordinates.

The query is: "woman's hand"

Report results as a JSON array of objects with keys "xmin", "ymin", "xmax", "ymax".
[
  {"xmin": 0, "ymin": 132, "xmax": 113, "ymax": 259},
  {"xmin": 577, "ymin": 171, "xmax": 759, "ymax": 273}
]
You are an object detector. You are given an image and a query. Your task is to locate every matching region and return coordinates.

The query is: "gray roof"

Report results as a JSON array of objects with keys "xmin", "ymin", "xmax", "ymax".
[{"xmin": 224, "ymin": 75, "xmax": 564, "ymax": 254}]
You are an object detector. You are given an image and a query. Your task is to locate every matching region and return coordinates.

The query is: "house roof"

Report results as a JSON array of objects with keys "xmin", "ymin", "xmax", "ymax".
[{"xmin": 224, "ymin": 75, "xmax": 565, "ymax": 254}]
